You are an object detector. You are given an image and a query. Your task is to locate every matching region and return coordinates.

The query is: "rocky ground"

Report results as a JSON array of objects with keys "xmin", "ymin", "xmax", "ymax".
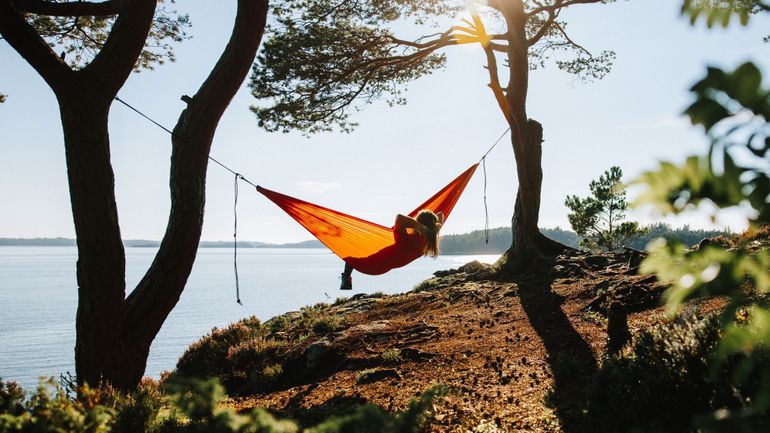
[{"xmin": 225, "ymin": 250, "xmax": 718, "ymax": 432}]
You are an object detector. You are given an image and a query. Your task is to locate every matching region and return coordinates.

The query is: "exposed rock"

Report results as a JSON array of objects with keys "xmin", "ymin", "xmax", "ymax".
[
  {"xmin": 399, "ymin": 347, "xmax": 437, "ymax": 361},
  {"xmin": 459, "ymin": 260, "xmax": 490, "ymax": 273},
  {"xmin": 304, "ymin": 339, "xmax": 334, "ymax": 370}
]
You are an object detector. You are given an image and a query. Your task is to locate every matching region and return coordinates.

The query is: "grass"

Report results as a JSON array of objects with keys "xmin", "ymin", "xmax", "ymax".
[
  {"xmin": 355, "ymin": 369, "xmax": 380, "ymax": 384},
  {"xmin": 412, "ymin": 278, "xmax": 441, "ymax": 292},
  {"xmin": 381, "ymin": 348, "xmax": 402, "ymax": 363}
]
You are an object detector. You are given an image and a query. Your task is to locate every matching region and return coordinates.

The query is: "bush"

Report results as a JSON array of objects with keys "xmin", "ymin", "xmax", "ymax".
[
  {"xmin": 306, "ymin": 385, "xmax": 449, "ymax": 433},
  {"xmin": 108, "ymin": 380, "xmax": 170, "ymax": 433},
  {"xmin": 0, "ymin": 378, "xmax": 114, "ymax": 433},
  {"xmin": 584, "ymin": 315, "xmax": 756, "ymax": 433},
  {"xmin": 225, "ymin": 338, "xmax": 288, "ymax": 392},
  {"xmin": 175, "ymin": 316, "xmax": 262, "ymax": 380},
  {"xmin": 0, "ymin": 377, "xmax": 447, "ymax": 433},
  {"xmin": 0, "ymin": 379, "xmax": 25, "ymax": 416},
  {"xmin": 311, "ymin": 315, "xmax": 345, "ymax": 335}
]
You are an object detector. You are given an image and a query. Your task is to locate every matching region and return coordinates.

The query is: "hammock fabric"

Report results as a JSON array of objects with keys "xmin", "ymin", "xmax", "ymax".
[{"xmin": 257, "ymin": 164, "xmax": 479, "ymax": 275}]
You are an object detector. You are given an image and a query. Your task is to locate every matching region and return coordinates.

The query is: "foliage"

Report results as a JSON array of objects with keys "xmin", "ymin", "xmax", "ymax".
[
  {"xmin": 161, "ymin": 378, "xmax": 298, "ymax": 433},
  {"xmin": 635, "ymin": 2, "xmax": 770, "ymax": 430},
  {"xmin": 306, "ymin": 385, "xmax": 450, "ymax": 433},
  {"xmin": 437, "ymin": 224, "xmax": 727, "ymax": 254},
  {"xmin": 173, "ymin": 316, "xmax": 292, "ymax": 395},
  {"xmin": 0, "ymin": 380, "xmax": 25, "ymax": 417},
  {"xmin": 565, "ymin": 166, "xmax": 646, "ymax": 251},
  {"xmin": 0, "ymin": 378, "xmax": 114, "ymax": 433},
  {"xmin": 628, "ymin": 223, "xmax": 728, "ymax": 250},
  {"xmin": 381, "ymin": 348, "xmax": 402, "ymax": 363},
  {"xmin": 250, "ymin": 0, "xmax": 616, "ymax": 133},
  {"xmin": 311, "ymin": 315, "xmax": 345, "ymax": 335},
  {"xmin": 25, "ymin": 0, "xmax": 191, "ymax": 71},
  {"xmin": 584, "ymin": 315, "xmax": 765, "ymax": 433},
  {"xmin": 175, "ymin": 305, "xmax": 349, "ymax": 394},
  {"xmin": 175, "ymin": 317, "xmax": 263, "ymax": 382},
  {"xmin": 0, "ymin": 377, "xmax": 447, "ymax": 433},
  {"xmin": 681, "ymin": 0, "xmax": 769, "ymax": 27}
]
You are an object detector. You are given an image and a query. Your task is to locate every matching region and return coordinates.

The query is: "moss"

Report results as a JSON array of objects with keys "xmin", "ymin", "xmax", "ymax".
[{"xmin": 381, "ymin": 348, "xmax": 402, "ymax": 363}]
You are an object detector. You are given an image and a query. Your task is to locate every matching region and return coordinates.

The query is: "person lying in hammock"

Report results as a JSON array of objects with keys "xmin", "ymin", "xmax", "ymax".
[{"xmin": 340, "ymin": 209, "xmax": 444, "ymax": 290}]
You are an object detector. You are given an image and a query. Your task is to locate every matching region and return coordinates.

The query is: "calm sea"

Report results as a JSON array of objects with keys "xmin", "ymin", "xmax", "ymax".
[{"xmin": 0, "ymin": 246, "xmax": 497, "ymax": 390}]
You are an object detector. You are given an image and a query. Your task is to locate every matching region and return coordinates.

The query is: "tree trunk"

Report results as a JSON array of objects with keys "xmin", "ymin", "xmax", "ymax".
[
  {"xmin": 98, "ymin": 0, "xmax": 269, "ymax": 390},
  {"xmin": 495, "ymin": 1, "xmax": 570, "ymax": 273},
  {"xmin": 2, "ymin": 0, "xmax": 269, "ymax": 390},
  {"xmin": 59, "ymin": 88, "xmax": 128, "ymax": 388}
]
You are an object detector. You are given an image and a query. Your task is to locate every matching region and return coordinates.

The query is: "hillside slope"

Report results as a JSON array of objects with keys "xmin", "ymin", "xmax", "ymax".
[{"xmin": 204, "ymin": 250, "xmax": 717, "ymax": 432}]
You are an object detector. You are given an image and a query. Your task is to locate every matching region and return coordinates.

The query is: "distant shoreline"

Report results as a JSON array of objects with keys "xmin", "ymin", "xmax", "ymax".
[
  {"xmin": 0, "ymin": 238, "xmax": 324, "ymax": 249},
  {"xmin": 0, "ymin": 224, "xmax": 730, "ymax": 255}
]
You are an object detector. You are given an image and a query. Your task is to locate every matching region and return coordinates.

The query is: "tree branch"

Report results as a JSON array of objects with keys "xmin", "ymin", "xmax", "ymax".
[
  {"xmin": 527, "ymin": 10, "xmax": 558, "ymax": 46},
  {"xmin": 83, "ymin": 0, "xmax": 157, "ymax": 97},
  {"xmin": 12, "ymin": 0, "xmax": 125, "ymax": 17},
  {"xmin": 465, "ymin": 0, "xmax": 512, "ymax": 124},
  {"xmin": 526, "ymin": 0, "xmax": 605, "ymax": 17},
  {"xmin": 0, "ymin": 0, "xmax": 72, "ymax": 93},
  {"xmin": 553, "ymin": 21, "xmax": 592, "ymax": 56}
]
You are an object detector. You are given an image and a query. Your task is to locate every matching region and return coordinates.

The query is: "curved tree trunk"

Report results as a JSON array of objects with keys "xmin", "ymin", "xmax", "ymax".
[
  {"xmin": 109, "ymin": 0, "xmax": 269, "ymax": 389},
  {"xmin": 1, "ymin": 0, "xmax": 269, "ymax": 390}
]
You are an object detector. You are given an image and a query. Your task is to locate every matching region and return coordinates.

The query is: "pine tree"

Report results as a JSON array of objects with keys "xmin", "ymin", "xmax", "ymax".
[{"xmin": 565, "ymin": 166, "xmax": 645, "ymax": 251}]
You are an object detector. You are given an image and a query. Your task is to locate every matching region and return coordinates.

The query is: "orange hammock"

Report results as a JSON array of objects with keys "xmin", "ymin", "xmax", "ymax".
[{"xmin": 257, "ymin": 164, "xmax": 478, "ymax": 275}]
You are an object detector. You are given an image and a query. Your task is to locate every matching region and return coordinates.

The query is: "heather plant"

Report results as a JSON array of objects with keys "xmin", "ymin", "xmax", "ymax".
[
  {"xmin": 583, "ymin": 315, "xmax": 763, "ymax": 432},
  {"xmin": 0, "ymin": 377, "xmax": 446, "ymax": 433},
  {"xmin": 175, "ymin": 317, "xmax": 263, "ymax": 380},
  {"xmin": 634, "ymin": 1, "xmax": 770, "ymax": 430}
]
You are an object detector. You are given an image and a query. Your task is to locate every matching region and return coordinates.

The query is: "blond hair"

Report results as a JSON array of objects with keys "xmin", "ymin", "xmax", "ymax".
[{"xmin": 416, "ymin": 210, "xmax": 442, "ymax": 258}]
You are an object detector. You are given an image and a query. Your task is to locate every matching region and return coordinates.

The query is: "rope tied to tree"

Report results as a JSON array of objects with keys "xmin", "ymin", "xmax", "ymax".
[
  {"xmin": 479, "ymin": 127, "xmax": 510, "ymax": 244},
  {"xmin": 234, "ymin": 172, "xmax": 243, "ymax": 305}
]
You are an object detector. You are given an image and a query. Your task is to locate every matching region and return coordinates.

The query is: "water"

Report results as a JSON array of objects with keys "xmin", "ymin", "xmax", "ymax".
[{"xmin": 0, "ymin": 246, "xmax": 498, "ymax": 390}]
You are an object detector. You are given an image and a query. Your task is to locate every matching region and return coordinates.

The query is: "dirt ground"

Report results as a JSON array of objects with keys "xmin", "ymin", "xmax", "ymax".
[{"xmin": 227, "ymin": 250, "xmax": 717, "ymax": 432}]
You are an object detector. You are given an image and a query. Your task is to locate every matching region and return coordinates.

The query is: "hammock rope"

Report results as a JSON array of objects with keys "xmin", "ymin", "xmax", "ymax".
[
  {"xmin": 112, "ymin": 94, "xmax": 511, "ymax": 299},
  {"xmin": 233, "ymin": 173, "xmax": 243, "ymax": 305},
  {"xmin": 478, "ymin": 127, "xmax": 510, "ymax": 244}
]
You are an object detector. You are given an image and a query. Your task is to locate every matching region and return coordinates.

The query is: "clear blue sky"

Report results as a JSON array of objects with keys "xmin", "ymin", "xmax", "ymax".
[{"xmin": 1, "ymin": 0, "xmax": 768, "ymax": 243}]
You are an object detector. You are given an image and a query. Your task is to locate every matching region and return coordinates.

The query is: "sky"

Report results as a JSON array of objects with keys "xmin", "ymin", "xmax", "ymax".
[{"xmin": 1, "ymin": 0, "xmax": 769, "ymax": 243}]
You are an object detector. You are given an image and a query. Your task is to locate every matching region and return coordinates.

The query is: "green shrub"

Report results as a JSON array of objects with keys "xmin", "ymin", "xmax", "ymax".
[
  {"xmin": 311, "ymin": 315, "xmax": 345, "ymax": 334},
  {"xmin": 0, "ymin": 377, "xmax": 447, "ymax": 433},
  {"xmin": 381, "ymin": 349, "xmax": 402, "ymax": 363},
  {"xmin": 0, "ymin": 379, "xmax": 25, "ymax": 416},
  {"xmin": 266, "ymin": 315, "xmax": 292, "ymax": 336},
  {"xmin": 584, "ymin": 315, "xmax": 756, "ymax": 433},
  {"xmin": 226, "ymin": 338, "xmax": 288, "ymax": 392},
  {"xmin": 0, "ymin": 378, "xmax": 114, "ymax": 433},
  {"xmin": 175, "ymin": 316, "xmax": 262, "ymax": 380},
  {"xmin": 306, "ymin": 385, "xmax": 449, "ymax": 433},
  {"xmin": 412, "ymin": 278, "xmax": 440, "ymax": 293},
  {"xmin": 108, "ymin": 380, "xmax": 170, "ymax": 433}
]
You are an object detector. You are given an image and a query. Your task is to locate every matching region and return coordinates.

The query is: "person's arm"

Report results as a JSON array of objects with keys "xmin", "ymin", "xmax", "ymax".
[{"xmin": 394, "ymin": 214, "xmax": 422, "ymax": 235}]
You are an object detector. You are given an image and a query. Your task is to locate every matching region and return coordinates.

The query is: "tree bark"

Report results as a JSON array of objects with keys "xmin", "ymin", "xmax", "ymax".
[
  {"xmin": 101, "ymin": 0, "xmax": 270, "ymax": 389},
  {"xmin": 2, "ymin": 0, "xmax": 269, "ymax": 390},
  {"xmin": 59, "ymin": 89, "xmax": 128, "ymax": 388},
  {"xmin": 495, "ymin": 1, "xmax": 570, "ymax": 271}
]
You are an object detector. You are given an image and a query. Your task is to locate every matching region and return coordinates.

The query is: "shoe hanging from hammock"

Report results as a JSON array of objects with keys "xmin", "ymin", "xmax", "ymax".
[{"xmin": 257, "ymin": 164, "xmax": 478, "ymax": 275}]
